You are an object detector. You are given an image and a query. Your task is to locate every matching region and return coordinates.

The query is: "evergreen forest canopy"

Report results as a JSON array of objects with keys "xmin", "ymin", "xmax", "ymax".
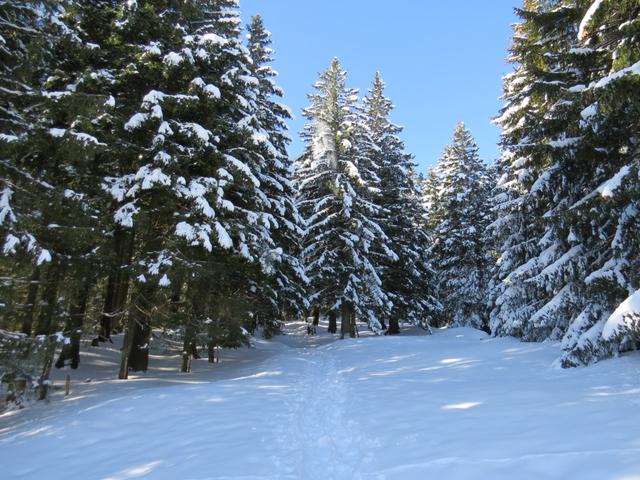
[{"xmin": 0, "ymin": 0, "xmax": 639, "ymax": 398}]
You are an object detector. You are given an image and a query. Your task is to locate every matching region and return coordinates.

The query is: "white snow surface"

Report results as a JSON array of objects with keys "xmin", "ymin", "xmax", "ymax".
[{"xmin": 1, "ymin": 324, "xmax": 640, "ymax": 480}]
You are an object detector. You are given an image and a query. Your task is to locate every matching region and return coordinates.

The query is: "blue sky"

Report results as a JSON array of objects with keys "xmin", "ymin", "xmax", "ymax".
[{"xmin": 239, "ymin": 1, "xmax": 520, "ymax": 172}]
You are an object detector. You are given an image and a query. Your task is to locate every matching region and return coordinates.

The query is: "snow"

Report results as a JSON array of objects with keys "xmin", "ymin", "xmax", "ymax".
[
  {"xmin": 200, "ymin": 33, "xmax": 228, "ymax": 46},
  {"xmin": 124, "ymin": 112, "xmax": 148, "ymax": 131},
  {"xmin": 183, "ymin": 122, "xmax": 213, "ymax": 144},
  {"xmin": 143, "ymin": 43, "xmax": 161, "ymax": 56},
  {"xmin": 603, "ymin": 289, "xmax": 640, "ymax": 340},
  {"xmin": 175, "ymin": 221, "xmax": 195, "ymax": 240},
  {"xmin": 36, "ymin": 249, "xmax": 51, "ymax": 265},
  {"xmin": 135, "ymin": 166, "xmax": 171, "ymax": 190},
  {"xmin": 0, "ymin": 188, "xmax": 15, "ymax": 225},
  {"xmin": 1, "ymin": 325, "xmax": 639, "ymax": 480},
  {"xmin": 114, "ymin": 202, "xmax": 139, "ymax": 227},
  {"xmin": 204, "ymin": 84, "xmax": 221, "ymax": 99},
  {"xmin": 72, "ymin": 132, "xmax": 105, "ymax": 146},
  {"xmin": 49, "ymin": 128, "xmax": 66, "ymax": 137},
  {"xmin": 580, "ymin": 103, "xmax": 598, "ymax": 122},
  {"xmin": 598, "ymin": 164, "xmax": 632, "ymax": 198},
  {"xmin": 2, "ymin": 234, "xmax": 20, "ymax": 254},
  {"xmin": 215, "ymin": 221, "xmax": 233, "ymax": 249},
  {"xmin": 176, "ymin": 222, "xmax": 213, "ymax": 252},
  {"xmin": 225, "ymin": 154, "xmax": 260, "ymax": 187},
  {"xmin": 591, "ymin": 61, "xmax": 640, "ymax": 90},
  {"xmin": 142, "ymin": 90, "xmax": 165, "ymax": 105},
  {"xmin": 0, "ymin": 134, "xmax": 18, "ymax": 143},
  {"xmin": 578, "ymin": 0, "xmax": 604, "ymax": 40},
  {"xmin": 163, "ymin": 51, "xmax": 184, "ymax": 66}
]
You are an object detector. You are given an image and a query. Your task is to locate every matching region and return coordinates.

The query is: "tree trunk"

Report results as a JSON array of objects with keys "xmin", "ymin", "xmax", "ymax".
[
  {"xmin": 34, "ymin": 263, "xmax": 63, "ymax": 336},
  {"xmin": 181, "ymin": 278, "xmax": 205, "ymax": 373},
  {"xmin": 55, "ymin": 275, "xmax": 93, "ymax": 369},
  {"xmin": 379, "ymin": 313, "xmax": 387, "ymax": 331},
  {"xmin": 340, "ymin": 299, "xmax": 351, "ymax": 339},
  {"xmin": 169, "ymin": 271, "xmax": 185, "ymax": 313},
  {"xmin": 328, "ymin": 310, "xmax": 337, "ymax": 333},
  {"xmin": 128, "ymin": 310, "xmax": 152, "ymax": 372},
  {"xmin": 312, "ymin": 308, "xmax": 319, "ymax": 326},
  {"xmin": 99, "ymin": 273, "xmax": 118, "ymax": 338},
  {"xmin": 350, "ymin": 308, "xmax": 357, "ymax": 338},
  {"xmin": 119, "ymin": 282, "xmax": 155, "ymax": 379},
  {"xmin": 36, "ymin": 336, "xmax": 57, "ymax": 401},
  {"xmin": 387, "ymin": 317, "xmax": 400, "ymax": 335},
  {"xmin": 100, "ymin": 228, "xmax": 134, "ymax": 338},
  {"xmin": 20, "ymin": 267, "xmax": 40, "ymax": 335}
]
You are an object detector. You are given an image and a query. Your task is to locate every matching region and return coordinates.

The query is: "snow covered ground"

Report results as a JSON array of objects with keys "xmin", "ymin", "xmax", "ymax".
[{"xmin": 1, "ymin": 323, "xmax": 640, "ymax": 480}]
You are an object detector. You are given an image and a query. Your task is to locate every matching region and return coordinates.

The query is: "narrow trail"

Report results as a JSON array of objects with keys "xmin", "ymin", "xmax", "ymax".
[{"xmin": 271, "ymin": 342, "xmax": 379, "ymax": 480}]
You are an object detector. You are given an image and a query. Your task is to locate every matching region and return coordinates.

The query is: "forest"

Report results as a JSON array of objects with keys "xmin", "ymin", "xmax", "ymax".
[{"xmin": 0, "ymin": 0, "xmax": 639, "ymax": 405}]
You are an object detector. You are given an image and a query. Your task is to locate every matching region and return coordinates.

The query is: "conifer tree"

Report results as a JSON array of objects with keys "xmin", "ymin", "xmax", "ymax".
[
  {"xmin": 491, "ymin": 0, "xmax": 640, "ymax": 365},
  {"xmin": 362, "ymin": 73, "xmax": 435, "ymax": 333},
  {"xmin": 559, "ymin": 0, "xmax": 640, "ymax": 365},
  {"xmin": 429, "ymin": 123, "xmax": 491, "ymax": 330},
  {"xmin": 107, "ymin": 0, "xmax": 280, "ymax": 375},
  {"xmin": 295, "ymin": 58, "xmax": 391, "ymax": 336},
  {"xmin": 246, "ymin": 15, "xmax": 308, "ymax": 330},
  {"xmin": 489, "ymin": 0, "xmax": 587, "ymax": 340}
]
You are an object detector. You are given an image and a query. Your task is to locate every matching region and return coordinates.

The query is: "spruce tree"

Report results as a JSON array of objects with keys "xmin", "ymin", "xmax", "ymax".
[
  {"xmin": 560, "ymin": 0, "xmax": 640, "ymax": 364},
  {"xmin": 429, "ymin": 123, "xmax": 491, "ymax": 330},
  {"xmin": 295, "ymin": 58, "xmax": 391, "ymax": 336},
  {"xmin": 108, "ymin": 0, "xmax": 278, "ymax": 375},
  {"xmin": 491, "ymin": 0, "xmax": 640, "ymax": 365},
  {"xmin": 489, "ymin": 0, "xmax": 587, "ymax": 341},
  {"xmin": 362, "ymin": 73, "xmax": 436, "ymax": 333},
  {"xmin": 246, "ymin": 15, "xmax": 307, "ymax": 331}
]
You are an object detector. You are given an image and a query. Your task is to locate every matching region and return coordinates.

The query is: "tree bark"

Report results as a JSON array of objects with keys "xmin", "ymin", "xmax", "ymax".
[
  {"xmin": 119, "ymin": 281, "xmax": 155, "ymax": 378},
  {"xmin": 312, "ymin": 308, "xmax": 319, "ymax": 326},
  {"xmin": 34, "ymin": 263, "xmax": 63, "ymax": 336},
  {"xmin": 328, "ymin": 310, "xmax": 337, "ymax": 333},
  {"xmin": 128, "ymin": 308, "xmax": 152, "ymax": 372},
  {"xmin": 181, "ymin": 278, "xmax": 205, "ymax": 373},
  {"xmin": 387, "ymin": 317, "xmax": 400, "ymax": 335},
  {"xmin": 350, "ymin": 308, "xmax": 357, "ymax": 338},
  {"xmin": 55, "ymin": 275, "xmax": 93, "ymax": 369},
  {"xmin": 169, "ymin": 271, "xmax": 185, "ymax": 313},
  {"xmin": 340, "ymin": 299, "xmax": 352, "ymax": 339},
  {"xmin": 36, "ymin": 336, "xmax": 57, "ymax": 400},
  {"xmin": 99, "ymin": 273, "xmax": 118, "ymax": 338},
  {"xmin": 100, "ymin": 228, "xmax": 134, "ymax": 338},
  {"xmin": 20, "ymin": 267, "xmax": 40, "ymax": 335}
]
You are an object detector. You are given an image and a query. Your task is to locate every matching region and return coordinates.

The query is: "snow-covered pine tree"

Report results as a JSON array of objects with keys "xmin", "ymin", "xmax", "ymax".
[
  {"xmin": 0, "ymin": 1, "xmax": 67, "ymax": 272},
  {"xmin": 246, "ymin": 15, "xmax": 308, "ymax": 332},
  {"xmin": 491, "ymin": 0, "xmax": 640, "ymax": 365},
  {"xmin": 106, "ymin": 0, "xmax": 280, "ymax": 375},
  {"xmin": 295, "ymin": 58, "xmax": 391, "ymax": 337},
  {"xmin": 419, "ymin": 166, "xmax": 446, "ymax": 328},
  {"xmin": 489, "ymin": 0, "xmax": 589, "ymax": 341},
  {"xmin": 362, "ymin": 72, "xmax": 435, "ymax": 333},
  {"xmin": 429, "ymin": 123, "xmax": 491, "ymax": 330},
  {"xmin": 0, "ymin": 0, "xmax": 115, "ymax": 392},
  {"xmin": 559, "ymin": 0, "xmax": 640, "ymax": 365},
  {"xmin": 1, "ymin": 1, "xmax": 54, "ymax": 339}
]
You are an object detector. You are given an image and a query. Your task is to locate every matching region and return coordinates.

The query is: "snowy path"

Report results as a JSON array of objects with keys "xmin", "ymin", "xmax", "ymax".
[{"xmin": 1, "ymin": 327, "xmax": 640, "ymax": 479}]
